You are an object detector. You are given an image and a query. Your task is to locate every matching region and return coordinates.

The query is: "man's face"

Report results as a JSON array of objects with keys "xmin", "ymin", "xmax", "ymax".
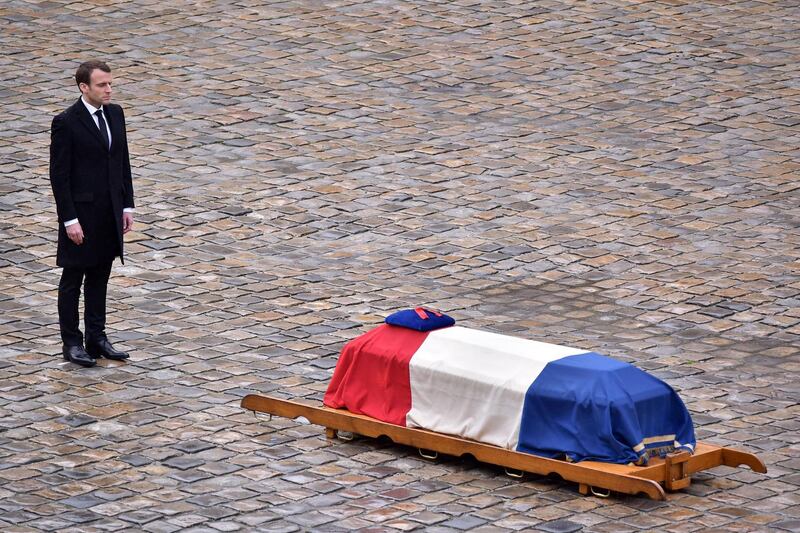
[{"xmin": 79, "ymin": 69, "xmax": 112, "ymax": 107}]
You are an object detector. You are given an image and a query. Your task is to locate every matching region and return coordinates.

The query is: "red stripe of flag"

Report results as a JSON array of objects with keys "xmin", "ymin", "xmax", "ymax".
[{"xmin": 324, "ymin": 324, "xmax": 428, "ymax": 426}]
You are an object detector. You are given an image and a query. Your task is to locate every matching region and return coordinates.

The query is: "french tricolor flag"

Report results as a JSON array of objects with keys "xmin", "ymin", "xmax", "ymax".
[{"xmin": 324, "ymin": 323, "xmax": 695, "ymax": 464}]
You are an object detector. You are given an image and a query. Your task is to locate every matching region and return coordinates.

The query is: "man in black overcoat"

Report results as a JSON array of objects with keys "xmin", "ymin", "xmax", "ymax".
[{"xmin": 50, "ymin": 60, "xmax": 135, "ymax": 367}]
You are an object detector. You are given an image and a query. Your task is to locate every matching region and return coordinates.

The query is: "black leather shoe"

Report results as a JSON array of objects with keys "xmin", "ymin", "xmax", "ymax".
[
  {"xmin": 86, "ymin": 338, "xmax": 129, "ymax": 360},
  {"xmin": 62, "ymin": 345, "xmax": 96, "ymax": 367}
]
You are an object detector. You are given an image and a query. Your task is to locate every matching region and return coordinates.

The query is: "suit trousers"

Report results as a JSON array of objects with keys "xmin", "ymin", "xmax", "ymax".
[{"xmin": 58, "ymin": 261, "xmax": 113, "ymax": 346}]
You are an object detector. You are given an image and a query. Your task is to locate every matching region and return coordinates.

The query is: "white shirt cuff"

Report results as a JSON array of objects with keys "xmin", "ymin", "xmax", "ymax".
[{"xmin": 123, "ymin": 208, "xmax": 134, "ymax": 213}]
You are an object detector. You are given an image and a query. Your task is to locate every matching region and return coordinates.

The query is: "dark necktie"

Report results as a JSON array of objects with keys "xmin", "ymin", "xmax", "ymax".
[{"xmin": 95, "ymin": 109, "xmax": 110, "ymax": 150}]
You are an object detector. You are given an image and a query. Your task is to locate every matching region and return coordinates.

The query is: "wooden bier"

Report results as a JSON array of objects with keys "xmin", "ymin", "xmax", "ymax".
[{"xmin": 241, "ymin": 394, "xmax": 766, "ymax": 501}]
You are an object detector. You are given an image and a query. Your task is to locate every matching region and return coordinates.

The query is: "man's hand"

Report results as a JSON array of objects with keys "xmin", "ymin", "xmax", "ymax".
[
  {"xmin": 66, "ymin": 222, "xmax": 84, "ymax": 245},
  {"xmin": 122, "ymin": 212, "xmax": 134, "ymax": 234}
]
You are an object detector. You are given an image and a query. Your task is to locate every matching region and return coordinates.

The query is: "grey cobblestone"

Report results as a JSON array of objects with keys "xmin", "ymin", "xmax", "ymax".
[{"xmin": 1, "ymin": 0, "xmax": 798, "ymax": 531}]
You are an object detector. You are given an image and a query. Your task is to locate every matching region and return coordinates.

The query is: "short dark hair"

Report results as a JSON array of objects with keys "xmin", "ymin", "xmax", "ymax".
[{"xmin": 75, "ymin": 60, "xmax": 111, "ymax": 87}]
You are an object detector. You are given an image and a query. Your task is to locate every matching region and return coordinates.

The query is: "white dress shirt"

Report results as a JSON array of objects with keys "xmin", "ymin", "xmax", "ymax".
[{"xmin": 81, "ymin": 97, "xmax": 112, "ymax": 146}]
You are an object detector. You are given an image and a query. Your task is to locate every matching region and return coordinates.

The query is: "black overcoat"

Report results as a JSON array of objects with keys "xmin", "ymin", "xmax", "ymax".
[{"xmin": 49, "ymin": 99, "xmax": 134, "ymax": 267}]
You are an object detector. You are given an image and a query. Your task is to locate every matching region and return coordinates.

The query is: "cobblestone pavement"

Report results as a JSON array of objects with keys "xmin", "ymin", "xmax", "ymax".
[{"xmin": 1, "ymin": 0, "xmax": 799, "ymax": 531}]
